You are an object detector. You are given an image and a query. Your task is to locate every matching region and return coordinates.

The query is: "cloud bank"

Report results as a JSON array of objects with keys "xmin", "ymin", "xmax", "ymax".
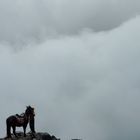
[
  {"xmin": 0, "ymin": 1, "xmax": 140, "ymax": 140},
  {"xmin": 0, "ymin": 0, "xmax": 140, "ymax": 45},
  {"xmin": 0, "ymin": 16, "xmax": 140, "ymax": 140}
]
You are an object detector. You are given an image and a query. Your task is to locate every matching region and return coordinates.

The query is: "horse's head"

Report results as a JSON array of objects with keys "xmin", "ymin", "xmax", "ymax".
[{"xmin": 25, "ymin": 106, "xmax": 35, "ymax": 117}]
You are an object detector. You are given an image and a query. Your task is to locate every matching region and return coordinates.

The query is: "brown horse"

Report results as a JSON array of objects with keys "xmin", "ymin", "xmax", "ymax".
[{"xmin": 6, "ymin": 106, "xmax": 35, "ymax": 138}]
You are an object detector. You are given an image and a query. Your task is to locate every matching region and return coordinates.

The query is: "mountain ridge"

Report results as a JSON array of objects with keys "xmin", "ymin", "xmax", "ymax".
[{"xmin": 0, "ymin": 132, "xmax": 60, "ymax": 140}]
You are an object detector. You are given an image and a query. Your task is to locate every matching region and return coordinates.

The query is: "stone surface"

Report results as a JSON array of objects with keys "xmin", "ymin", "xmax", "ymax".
[{"xmin": 0, "ymin": 132, "xmax": 60, "ymax": 140}]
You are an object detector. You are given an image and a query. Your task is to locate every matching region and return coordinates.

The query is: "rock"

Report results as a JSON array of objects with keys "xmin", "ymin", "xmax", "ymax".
[{"xmin": 0, "ymin": 132, "xmax": 60, "ymax": 140}]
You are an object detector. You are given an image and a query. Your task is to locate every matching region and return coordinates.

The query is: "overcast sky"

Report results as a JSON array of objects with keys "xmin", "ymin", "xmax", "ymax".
[{"xmin": 0, "ymin": 0, "xmax": 140, "ymax": 140}]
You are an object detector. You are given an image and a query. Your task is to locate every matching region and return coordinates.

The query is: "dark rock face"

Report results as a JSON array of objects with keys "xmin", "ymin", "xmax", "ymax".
[
  {"xmin": 0, "ymin": 132, "xmax": 60, "ymax": 140},
  {"xmin": 36, "ymin": 133, "xmax": 54, "ymax": 140}
]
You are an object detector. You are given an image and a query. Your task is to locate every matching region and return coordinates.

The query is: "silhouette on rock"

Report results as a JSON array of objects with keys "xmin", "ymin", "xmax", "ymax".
[{"xmin": 6, "ymin": 106, "xmax": 35, "ymax": 138}]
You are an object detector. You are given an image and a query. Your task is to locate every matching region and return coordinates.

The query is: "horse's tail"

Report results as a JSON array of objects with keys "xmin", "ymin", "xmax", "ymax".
[{"xmin": 6, "ymin": 118, "xmax": 11, "ymax": 138}]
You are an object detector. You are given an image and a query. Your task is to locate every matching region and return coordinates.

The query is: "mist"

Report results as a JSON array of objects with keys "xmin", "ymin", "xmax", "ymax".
[
  {"xmin": 0, "ymin": 0, "xmax": 140, "ymax": 45},
  {"xmin": 0, "ymin": 1, "xmax": 140, "ymax": 140}
]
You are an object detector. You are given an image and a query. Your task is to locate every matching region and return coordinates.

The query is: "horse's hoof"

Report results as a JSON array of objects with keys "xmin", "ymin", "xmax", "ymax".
[
  {"xmin": 31, "ymin": 134, "xmax": 36, "ymax": 138},
  {"xmin": 5, "ymin": 136, "xmax": 12, "ymax": 139}
]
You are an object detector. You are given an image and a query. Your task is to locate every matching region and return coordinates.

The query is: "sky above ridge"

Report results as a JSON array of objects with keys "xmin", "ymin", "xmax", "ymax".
[{"xmin": 0, "ymin": 0, "xmax": 140, "ymax": 140}]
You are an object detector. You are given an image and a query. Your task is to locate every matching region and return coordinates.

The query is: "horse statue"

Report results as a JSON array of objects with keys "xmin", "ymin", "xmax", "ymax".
[{"xmin": 6, "ymin": 106, "xmax": 35, "ymax": 138}]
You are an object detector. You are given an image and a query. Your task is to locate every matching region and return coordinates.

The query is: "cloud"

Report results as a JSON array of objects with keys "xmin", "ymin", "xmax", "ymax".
[
  {"xmin": 0, "ymin": 15, "xmax": 140, "ymax": 140},
  {"xmin": 0, "ymin": 0, "xmax": 140, "ymax": 45}
]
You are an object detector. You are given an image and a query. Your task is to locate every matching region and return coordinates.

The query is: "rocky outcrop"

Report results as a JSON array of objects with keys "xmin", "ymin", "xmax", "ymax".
[{"xmin": 0, "ymin": 132, "xmax": 60, "ymax": 140}]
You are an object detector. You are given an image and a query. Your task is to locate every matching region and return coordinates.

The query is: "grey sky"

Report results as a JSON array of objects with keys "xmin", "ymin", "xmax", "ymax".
[
  {"xmin": 0, "ymin": 1, "xmax": 140, "ymax": 140},
  {"xmin": 0, "ymin": 0, "xmax": 140, "ymax": 45}
]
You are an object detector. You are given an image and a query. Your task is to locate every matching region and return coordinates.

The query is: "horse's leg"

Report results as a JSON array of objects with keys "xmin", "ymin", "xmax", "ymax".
[
  {"xmin": 7, "ymin": 126, "xmax": 11, "ymax": 138},
  {"xmin": 6, "ymin": 119, "xmax": 11, "ymax": 138},
  {"xmin": 23, "ymin": 125, "xmax": 27, "ymax": 137},
  {"xmin": 12, "ymin": 126, "xmax": 17, "ymax": 137}
]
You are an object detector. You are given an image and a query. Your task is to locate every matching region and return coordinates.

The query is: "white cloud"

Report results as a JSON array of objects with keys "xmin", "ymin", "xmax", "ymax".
[
  {"xmin": 0, "ymin": 0, "xmax": 140, "ymax": 45},
  {"xmin": 0, "ymin": 16, "xmax": 140, "ymax": 140}
]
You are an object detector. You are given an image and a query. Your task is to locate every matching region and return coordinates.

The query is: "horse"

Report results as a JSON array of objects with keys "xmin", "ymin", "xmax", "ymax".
[{"xmin": 6, "ymin": 106, "xmax": 35, "ymax": 138}]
